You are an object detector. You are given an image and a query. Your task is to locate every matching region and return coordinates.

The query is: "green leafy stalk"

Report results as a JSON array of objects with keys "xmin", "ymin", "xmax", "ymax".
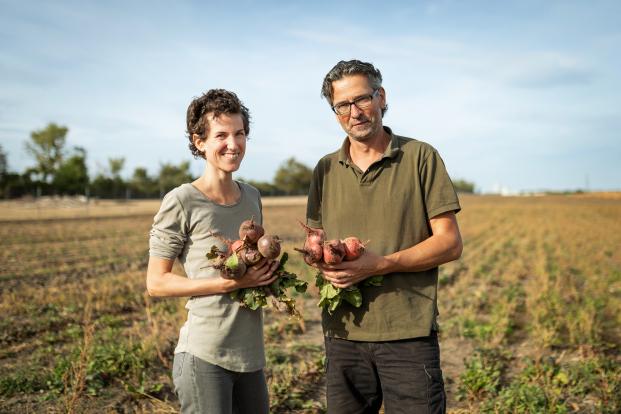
[
  {"xmin": 315, "ymin": 272, "xmax": 383, "ymax": 314},
  {"xmin": 230, "ymin": 252, "xmax": 308, "ymax": 317}
]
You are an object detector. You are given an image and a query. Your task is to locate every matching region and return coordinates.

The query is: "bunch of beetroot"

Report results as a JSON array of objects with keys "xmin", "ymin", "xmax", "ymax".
[
  {"xmin": 206, "ymin": 218, "xmax": 307, "ymax": 316},
  {"xmin": 294, "ymin": 221, "xmax": 367, "ymax": 265},
  {"xmin": 208, "ymin": 218, "xmax": 282, "ymax": 279},
  {"xmin": 295, "ymin": 221, "xmax": 383, "ymax": 314}
]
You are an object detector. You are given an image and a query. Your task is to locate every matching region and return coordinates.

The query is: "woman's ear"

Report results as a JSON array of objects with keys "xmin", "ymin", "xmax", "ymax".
[{"xmin": 192, "ymin": 133, "xmax": 204, "ymax": 151}]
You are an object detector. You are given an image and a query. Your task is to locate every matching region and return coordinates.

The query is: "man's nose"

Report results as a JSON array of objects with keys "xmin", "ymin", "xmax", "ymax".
[{"xmin": 350, "ymin": 103, "xmax": 363, "ymax": 117}]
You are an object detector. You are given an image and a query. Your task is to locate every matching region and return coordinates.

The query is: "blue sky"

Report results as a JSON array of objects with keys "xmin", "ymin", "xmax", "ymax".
[{"xmin": 1, "ymin": 0, "xmax": 619, "ymax": 193}]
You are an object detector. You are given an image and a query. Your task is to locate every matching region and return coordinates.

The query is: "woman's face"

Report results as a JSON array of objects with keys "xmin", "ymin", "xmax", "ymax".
[{"xmin": 195, "ymin": 113, "xmax": 247, "ymax": 174}]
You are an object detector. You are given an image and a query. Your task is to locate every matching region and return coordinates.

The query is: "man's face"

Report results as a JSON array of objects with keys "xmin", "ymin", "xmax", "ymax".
[{"xmin": 331, "ymin": 74, "xmax": 385, "ymax": 142}]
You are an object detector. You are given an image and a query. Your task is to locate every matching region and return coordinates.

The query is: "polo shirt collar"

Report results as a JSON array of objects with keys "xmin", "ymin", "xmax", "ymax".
[{"xmin": 337, "ymin": 126, "xmax": 401, "ymax": 167}]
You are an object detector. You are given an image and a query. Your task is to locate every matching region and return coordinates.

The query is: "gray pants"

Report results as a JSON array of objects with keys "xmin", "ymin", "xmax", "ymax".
[{"xmin": 172, "ymin": 352, "xmax": 269, "ymax": 414}]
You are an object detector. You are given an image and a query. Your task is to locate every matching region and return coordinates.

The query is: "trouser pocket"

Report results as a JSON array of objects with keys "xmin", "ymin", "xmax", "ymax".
[
  {"xmin": 424, "ymin": 366, "xmax": 446, "ymax": 414},
  {"xmin": 172, "ymin": 352, "xmax": 187, "ymax": 395}
]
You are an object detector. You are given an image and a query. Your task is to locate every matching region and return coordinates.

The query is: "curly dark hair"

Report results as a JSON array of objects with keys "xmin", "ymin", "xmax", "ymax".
[
  {"xmin": 186, "ymin": 89, "xmax": 251, "ymax": 158},
  {"xmin": 321, "ymin": 59, "xmax": 387, "ymax": 117}
]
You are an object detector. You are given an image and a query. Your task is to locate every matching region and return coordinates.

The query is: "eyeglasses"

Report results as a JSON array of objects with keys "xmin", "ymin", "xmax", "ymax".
[{"xmin": 331, "ymin": 90, "xmax": 379, "ymax": 116}]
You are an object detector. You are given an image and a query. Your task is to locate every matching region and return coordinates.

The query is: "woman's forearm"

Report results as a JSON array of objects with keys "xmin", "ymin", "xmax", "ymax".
[{"xmin": 146, "ymin": 270, "xmax": 234, "ymax": 297}]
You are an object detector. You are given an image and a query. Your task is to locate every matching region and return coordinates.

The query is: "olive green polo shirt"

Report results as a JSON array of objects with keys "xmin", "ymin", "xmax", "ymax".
[{"xmin": 306, "ymin": 126, "xmax": 461, "ymax": 341}]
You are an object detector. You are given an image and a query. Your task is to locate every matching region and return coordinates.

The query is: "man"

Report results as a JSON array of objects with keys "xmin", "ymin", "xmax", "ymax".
[{"xmin": 306, "ymin": 60, "xmax": 463, "ymax": 414}]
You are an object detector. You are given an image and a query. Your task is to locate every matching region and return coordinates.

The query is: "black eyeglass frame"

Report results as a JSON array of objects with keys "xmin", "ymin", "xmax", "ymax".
[{"xmin": 331, "ymin": 89, "xmax": 380, "ymax": 116}]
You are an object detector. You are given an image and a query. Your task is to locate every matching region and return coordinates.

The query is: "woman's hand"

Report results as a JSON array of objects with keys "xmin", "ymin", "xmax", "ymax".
[{"xmin": 230, "ymin": 259, "xmax": 280, "ymax": 289}]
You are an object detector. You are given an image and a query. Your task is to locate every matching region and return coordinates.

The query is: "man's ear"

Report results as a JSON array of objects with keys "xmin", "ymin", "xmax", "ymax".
[{"xmin": 378, "ymin": 87, "xmax": 387, "ymax": 106}]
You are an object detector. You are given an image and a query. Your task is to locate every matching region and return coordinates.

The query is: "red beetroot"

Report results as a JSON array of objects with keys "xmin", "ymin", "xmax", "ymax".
[
  {"xmin": 231, "ymin": 239, "xmax": 244, "ymax": 253},
  {"xmin": 305, "ymin": 241, "xmax": 324, "ymax": 262},
  {"xmin": 342, "ymin": 237, "xmax": 367, "ymax": 261},
  {"xmin": 298, "ymin": 221, "xmax": 325, "ymax": 245},
  {"xmin": 239, "ymin": 217, "xmax": 265, "ymax": 244},
  {"xmin": 323, "ymin": 239, "xmax": 346, "ymax": 265},
  {"xmin": 257, "ymin": 235, "xmax": 282, "ymax": 259},
  {"xmin": 294, "ymin": 241, "xmax": 323, "ymax": 265},
  {"xmin": 296, "ymin": 221, "xmax": 325, "ymax": 264},
  {"xmin": 239, "ymin": 246, "xmax": 263, "ymax": 266}
]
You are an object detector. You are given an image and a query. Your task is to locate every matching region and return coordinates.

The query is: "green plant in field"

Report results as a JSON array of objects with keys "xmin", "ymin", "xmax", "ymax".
[
  {"xmin": 267, "ymin": 351, "xmax": 326, "ymax": 413},
  {"xmin": 47, "ymin": 327, "xmax": 151, "ymax": 397},
  {"xmin": 530, "ymin": 291, "xmax": 564, "ymax": 348},
  {"xmin": 86, "ymin": 338, "xmax": 146, "ymax": 394},
  {"xmin": 265, "ymin": 318, "xmax": 306, "ymax": 342},
  {"xmin": 0, "ymin": 368, "xmax": 50, "ymax": 396},
  {"xmin": 563, "ymin": 356, "xmax": 621, "ymax": 413},
  {"xmin": 483, "ymin": 382, "xmax": 552, "ymax": 413},
  {"xmin": 458, "ymin": 348, "xmax": 509, "ymax": 401},
  {"xmin": 460, "ymin": 318, "xmax": 494, "ymax": 341},
  {"xmin": 467, "ymin": 354, "xmax": 621, "ymax": 413},
  {"xmin": 266, "ymin": 347, "xmax": 293, "ymax": 365}
]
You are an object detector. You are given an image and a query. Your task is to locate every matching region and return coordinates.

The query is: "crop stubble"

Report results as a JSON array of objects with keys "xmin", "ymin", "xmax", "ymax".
[{"xmin": 0, "ymin": 194, "xmax": 619, "ymax": 413}]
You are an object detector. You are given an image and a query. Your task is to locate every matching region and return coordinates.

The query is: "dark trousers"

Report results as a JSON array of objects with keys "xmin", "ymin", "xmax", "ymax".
[{"xmin": 324, "ymin": 332, "xmax": 446, "ymax": 414}]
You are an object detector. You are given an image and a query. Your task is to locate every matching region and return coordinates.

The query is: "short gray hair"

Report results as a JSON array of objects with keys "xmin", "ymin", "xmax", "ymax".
[{"xmin": 321, "ymin": 60, "xmax": 386, "ymax": 116}]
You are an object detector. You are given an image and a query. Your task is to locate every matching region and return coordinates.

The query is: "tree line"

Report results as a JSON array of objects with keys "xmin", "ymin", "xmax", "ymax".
[
  {"xmin": 0, "ymin": 123, "xmax": 475, "ymax": 199},
  {"xmin": 0, "ymin": 123, "xmax": 316, "ymax": 199}
]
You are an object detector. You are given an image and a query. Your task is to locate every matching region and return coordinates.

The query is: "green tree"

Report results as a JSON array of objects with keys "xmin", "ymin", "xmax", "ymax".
[
  {"xmin": 273, "ymin": 157, "xmax": 312, "ymax": 195},
  {"xmin": 52, "ymin": 147, "xmax": 89, "ymax": 195},
  {"xmin": 90, "ymin": 157, "xmax": 127, "ymax": 199},
  {"xmin": 158, "ymin": 161, "xmax": 194, "ymax": 196},
  {"xmin": 0, "ymin": 144, "xmax": 6, "ymax": 176},
  {"xmin": 24, "ymin": 123, "xmax": 68, "ymax": 182},
  {"xmin": 453, "ymin": 179, "xmax": 475, "ymax": 194},
  {"xmin": 0, "ymin": 144, "xmax": 10, "ymax": 197},
  {"xmin": 238, "ymin": 178, "xmax": 283, "ymax": 196},
  {"xmin": 0, "ymin": 145, "xmax": 33, "ymax": 198},
  {"xmin": 110, "ymin": 157, "xmax": 125, "ymax": 198},
  {"xmin": 108, "ymin": 157, "xmax": 125, "ymax": 179},
  {"xmin": 129, "ymin": 167, "xmax": 158, "ymax": 198}
]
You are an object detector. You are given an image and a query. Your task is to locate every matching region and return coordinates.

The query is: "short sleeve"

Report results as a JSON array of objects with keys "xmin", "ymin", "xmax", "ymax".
[
  {"xmin": 258, "ymin": 190, "xmax": 264, "ymax": 225},
  {"xmin": 306, "ymin": 160, "xmax": 324, "ymax": 228},
  {"xmin": 420, "ymin": 150, "xmax": 461, "ymax": 219},
  {"xmin": 149, "ymin": 191, "xmax": 188, "ymax": 259}
]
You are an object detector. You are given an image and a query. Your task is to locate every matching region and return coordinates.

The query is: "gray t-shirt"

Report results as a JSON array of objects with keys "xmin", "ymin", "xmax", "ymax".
[{"xmin": 149, "ymin": 182, "xmax": 265, "ymax": 372}]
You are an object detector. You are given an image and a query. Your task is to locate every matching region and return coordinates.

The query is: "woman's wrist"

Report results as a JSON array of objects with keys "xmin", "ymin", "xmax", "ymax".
[{"xmin": 219, "ymin": 278, "xmax": 237, "ymax": 293}]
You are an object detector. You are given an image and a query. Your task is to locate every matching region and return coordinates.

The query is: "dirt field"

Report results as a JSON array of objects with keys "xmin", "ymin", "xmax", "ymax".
[{"xmin": 0, "ymin": 194, "xmax": 619, "ymax": 413}]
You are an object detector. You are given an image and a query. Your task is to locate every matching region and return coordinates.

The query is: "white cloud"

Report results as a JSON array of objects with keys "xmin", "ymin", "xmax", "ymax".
[{"xmin": 1, "ymin": 1, "xmax": 619, "ymax": 191}]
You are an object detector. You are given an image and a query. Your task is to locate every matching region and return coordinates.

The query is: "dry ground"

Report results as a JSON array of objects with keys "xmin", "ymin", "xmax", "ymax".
[{"xmin": 1, "ymin": 194, "xmax": 619, "ymax": 413}]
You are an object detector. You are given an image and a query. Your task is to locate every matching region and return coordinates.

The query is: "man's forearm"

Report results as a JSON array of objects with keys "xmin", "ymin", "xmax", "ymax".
[{"xmin": 382, "ymin": 232, "xmax": 462, "ymax": 275}]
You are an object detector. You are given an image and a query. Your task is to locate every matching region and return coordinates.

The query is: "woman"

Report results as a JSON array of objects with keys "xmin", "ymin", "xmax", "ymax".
[{"xmin": 146, "ymin": 89, "xmax": 278, "ymax": 414}]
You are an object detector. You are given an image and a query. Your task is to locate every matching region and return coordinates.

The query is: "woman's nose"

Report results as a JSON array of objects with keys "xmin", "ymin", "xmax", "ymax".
[{"xmin": 226, "ymin": 136, "xmax": 239, "ymax": 148}]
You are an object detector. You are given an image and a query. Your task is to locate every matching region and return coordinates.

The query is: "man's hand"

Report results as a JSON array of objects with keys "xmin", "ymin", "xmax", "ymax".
[{"xmin": 316, "ymin": 250, "xmax": 390, "ymax": 289}]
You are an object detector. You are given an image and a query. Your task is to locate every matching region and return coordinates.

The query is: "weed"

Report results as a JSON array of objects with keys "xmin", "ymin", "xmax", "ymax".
[
  {"xmin": 458, "ymin": 348, "xmax": 509, "ymax": 401},
  {"xmin": 0, "ymin": 368, "xmax": 50, "ymax": 396}
]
